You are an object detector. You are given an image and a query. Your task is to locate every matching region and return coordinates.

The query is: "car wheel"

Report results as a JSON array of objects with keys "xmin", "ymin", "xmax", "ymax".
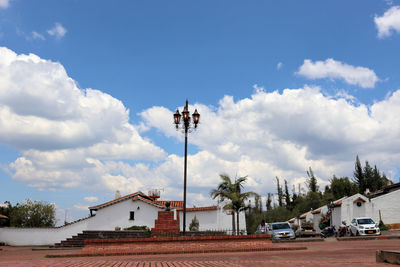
[{"xmin": 356, "ymin": 230, "xmax": 359, "ymax": 236}]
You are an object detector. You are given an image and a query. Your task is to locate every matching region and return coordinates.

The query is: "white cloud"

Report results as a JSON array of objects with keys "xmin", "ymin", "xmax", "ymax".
[
  {"xmin": 84, "ymin": 196, "xmax": 98, "ymax": 203},
  {"xmin": 277, "ymin": 62, "xmax": 283, "ymax": 70},
  {"xmin": 0, "ymin": 0, "xmax": 10, "ymax": 9},
  {"xmin": 0, "ymin": 47, "xmax": 166, "ymax": 192},
  {"xmin": 140, "ymin": 86, "xmax": 400, "ymax": 201},
  {"xmin": 375, "ymin": 6, "xmax": 400, "ymax": 38},
  {"xmin": 47, "ymin": 23, "xmax": 67, "ymax": 39},
  {"xmin": 32, "ymin": 31, "xmax": 45, "ymax": 40},
  {"xmin": 296, "ymin": 58, "xmax": 379, "ymax": 88},
  {"xmin": 2, "ymin": 47, "xmax": 400, "ymax": 209}
]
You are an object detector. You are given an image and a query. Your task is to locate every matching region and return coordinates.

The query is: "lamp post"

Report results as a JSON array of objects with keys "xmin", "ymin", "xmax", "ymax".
[{"xmin": 173, "ymin": 99, "xmax": 200, "ymax": 235}]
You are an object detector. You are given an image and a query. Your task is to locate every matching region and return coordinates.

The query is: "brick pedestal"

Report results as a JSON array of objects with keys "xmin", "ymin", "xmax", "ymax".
[{"xmin": 151, "ymin": 211, "xmax": 180, "ymax": 238}]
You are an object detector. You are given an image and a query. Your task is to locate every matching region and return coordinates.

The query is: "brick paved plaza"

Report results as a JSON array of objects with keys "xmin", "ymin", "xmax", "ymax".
[{"xmin": 0, "ymin": 239, "xmax": 399, "ymax": 266}]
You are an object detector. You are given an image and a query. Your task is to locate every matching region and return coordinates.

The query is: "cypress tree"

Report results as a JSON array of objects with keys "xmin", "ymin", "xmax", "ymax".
[
  {"xmin": 306, "ymin": 167, "xmax": 319, "ymax": 192},
  {"xmin": 353, "ymin": 155, "xmax": 365, "ymax": 194}
]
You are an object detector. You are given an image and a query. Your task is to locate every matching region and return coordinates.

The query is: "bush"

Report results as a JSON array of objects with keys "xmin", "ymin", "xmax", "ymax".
[
  {"xmin": 379, "ymin": 220, "xmax": 389, "ymax": 231},
  {"xmin": 123, "ymin": 225, "xmax": 149, "ymax": 231},
  {"xmin": 189, "ymin": 216, "xmax": 200, "ymax": 231}
]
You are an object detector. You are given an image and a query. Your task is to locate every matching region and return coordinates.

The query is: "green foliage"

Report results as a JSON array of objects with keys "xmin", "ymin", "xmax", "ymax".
[
  {"xmin": 9, "ymin": 199, "xmax": 56, "ymax": 227},
  {"xmin": 353, "ymin": 156, "xmax": 390, "ymax": 194},
  {"xmin": 210, "ymin": 174, "xmax": 258, "ymax": 235},
  {"xmin": 189, "ymin": 215, "xmax": 200, "ymax": 231},
  {"xmin": 319, "ymin": 212, "xmax": 330, "ymax": 230},
  {"xmin": 378, "ymin": 220, "xmax": 389, "ymax": 231},
  {"xmin": 330, "ymin": 176, "xmax": 358, "ymax": 199},
  {"xmin": 306, "ymin": 167, "xmax": 319, "ymax": 193},
  {"xmin": 353, "ymin": 155, "xmax": 365, "ymax": 193},
  {"xmin": 266, "ymin": 193, "xmax": 272, "ymax": 211},
  {"xmin": 275, "ymin": 177, "xmax": 284, "ymax": 207},
  {"xmin": 123, "ymin": 225, "xmax": 150, "ymax": 231},
  {"xmin": 0, "ymin": 201, "xmax": 11, "ymax": 227},
  {"xmin": 284, "ymin": 179, "xmax": 292, "ymax": 211}
]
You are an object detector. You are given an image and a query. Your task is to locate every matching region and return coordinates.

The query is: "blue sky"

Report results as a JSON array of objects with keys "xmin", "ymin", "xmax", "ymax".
[{"xmin": 1, "ymin": 0, "xmax": 400, "ymax": 223}]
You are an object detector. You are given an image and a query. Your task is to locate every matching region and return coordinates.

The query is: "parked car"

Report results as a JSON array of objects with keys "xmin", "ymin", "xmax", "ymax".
[
  {"xmin": 269, "ymin": 222, "xmax": 296, "ymax": 240},
  {"xmin": 296, "ymin": 223, "xmax": 317, "ymax": 237},
  {"xmin": 349, "ymin": 217, "xmax": 381, "ymax": 236}
]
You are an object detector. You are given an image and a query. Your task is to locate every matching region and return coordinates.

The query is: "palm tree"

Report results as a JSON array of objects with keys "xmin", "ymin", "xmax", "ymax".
[{"xmin": 210, "ymin": 174, "xmax": 258, "ymax": 235}]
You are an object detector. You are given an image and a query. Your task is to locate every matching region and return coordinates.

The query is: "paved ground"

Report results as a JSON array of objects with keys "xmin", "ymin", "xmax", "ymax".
[{"xmin": 0, "ymin": 239, "xmax": 399, "ymax": 266}]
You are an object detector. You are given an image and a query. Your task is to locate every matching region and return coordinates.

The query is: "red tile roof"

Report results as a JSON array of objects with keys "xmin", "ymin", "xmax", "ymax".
[
  {"xmin": 89, "ymin": 192, "xmax": 217, "ymax": 212},
  {"xmin": 353, "ymin": 197, "xmax": 366, "ymax": 203},
  {"xmin": 333, "ymin": 200, "xmax": 342, "ymax": 207},
  {"xmin": 299, "ymin": 213, "xmax": 307, "ymax": 219},
  {"xmin": 155, "ymin": 201, "xmax": 184, "ymax": 209},
  {"xmin": 89, "ymin": 192, "xmax": 152, "ymax": 210},
  {"xmin": 0, "ymin": 214, "xmax": 8, "ymax": 219},
  {"xmin": 186, "ymin": 206, "xmax": 218, "ymax": 212},
  {"xmin": 311, "ymin": 208, "xmax": 321, "ymax": 214}
]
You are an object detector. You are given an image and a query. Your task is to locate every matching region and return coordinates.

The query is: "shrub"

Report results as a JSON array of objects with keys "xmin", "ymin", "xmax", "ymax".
[
  {"xmin": 189, "ymin": 215, "xmax": 199, "ymax": 231},
  {"xmin": 379, "ymin": 220, "xmax": 389, "ymax": 231}
]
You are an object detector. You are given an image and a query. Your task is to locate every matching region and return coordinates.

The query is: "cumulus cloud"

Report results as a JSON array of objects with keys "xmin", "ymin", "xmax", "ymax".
[
  {"xmin": 140, "ymin": 86, "xmax": 400, "ymax": 198},
  {"xmin": 296, "ymin": 59, "xmax": 379, "ymax": 88},
  {"xmin": 375, "ymin": 6, "xmax": 400, "ymax": 38},
  {"xmin": 0, "ymin": 47, "xmax": 166, "ymax": 192},
  {"xmin": 2, "ymin": 46, "xmax": 400, "ymax": 209},
  {"xmin": 0, "ymin": 0, "xmax": 10, "ymax": 9},
  {"xmin": 47, "ymin": 23, "xmax": 67, "ymax": 39}
]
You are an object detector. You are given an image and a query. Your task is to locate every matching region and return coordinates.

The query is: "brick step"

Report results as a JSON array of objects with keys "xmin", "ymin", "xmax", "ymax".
[{"xmin": 56, "ymin": 230, "xmax": 148, "ymax": 248}]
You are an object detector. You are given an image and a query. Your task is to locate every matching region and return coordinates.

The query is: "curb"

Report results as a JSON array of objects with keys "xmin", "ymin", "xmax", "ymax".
[
  {"xmin": 46, "ymin": 246, "xmax": 307, "ymax": 258},
  {"xmin": 337, "ymin": 235, "xmax": 400, "ymax": 241}
]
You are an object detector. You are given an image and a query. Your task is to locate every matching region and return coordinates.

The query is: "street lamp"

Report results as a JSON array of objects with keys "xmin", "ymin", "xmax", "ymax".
[{"xmin": 173, "ymin": 99, "xmax": 200, "ymax": 235}]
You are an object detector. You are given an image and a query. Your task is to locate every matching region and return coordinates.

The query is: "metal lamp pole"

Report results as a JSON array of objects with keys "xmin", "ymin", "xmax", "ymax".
[{"xmin": 173, "ymin": 100, "xmax": 200, "ymax": 235}]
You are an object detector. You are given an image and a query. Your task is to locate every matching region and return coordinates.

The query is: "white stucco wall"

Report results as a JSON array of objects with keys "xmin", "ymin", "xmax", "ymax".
[
  {"xmin": 0, "ymin": 217, "xmax": 92, "ymax": 246},
  {"xmin": 181, "ymin": 204, "xmax": 246, "ymax": 233},
  {"xmin": 371, "ymin": 189, "xmax": 400, "ymax": 225},
  {"xmin": 0, "ymin": 197, "xmax": 246, "ymax": 245}
]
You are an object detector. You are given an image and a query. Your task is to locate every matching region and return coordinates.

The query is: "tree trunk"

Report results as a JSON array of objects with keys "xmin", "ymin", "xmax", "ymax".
[
  {"xmin": 232, "ymin": 211, "xmax": 236, "ymax": 235},
  {"xmin": 236, "ymin": 210, "xmax": 240, "ymax": 235}
]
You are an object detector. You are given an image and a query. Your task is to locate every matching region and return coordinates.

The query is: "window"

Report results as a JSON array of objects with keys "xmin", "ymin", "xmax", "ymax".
[{"xmin": 129, "ymin": 211, "xmax": 135, "ymax": 220}]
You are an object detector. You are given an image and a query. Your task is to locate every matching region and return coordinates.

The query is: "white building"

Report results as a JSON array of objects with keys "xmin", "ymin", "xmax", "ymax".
[
  {"xmin": 289, "ymin": 182, "xmax": 400, "ymax": 232},
  {"xmin": 0, "ymin": 191, "xmax": 246, "ymax": 246}
]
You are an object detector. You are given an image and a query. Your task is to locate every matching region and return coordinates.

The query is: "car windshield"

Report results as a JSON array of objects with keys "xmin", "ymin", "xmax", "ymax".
[
  {"xmin": 272, "ymin": 223, "xmax": 291, "ymax": 230},
  {"xmin": 357, "ymin": 218, "xmax": 375, "ymax": 225}
]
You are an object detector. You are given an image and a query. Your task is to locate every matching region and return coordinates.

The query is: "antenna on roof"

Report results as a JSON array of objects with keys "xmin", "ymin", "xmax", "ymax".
[{"xmin": 148, "ymin": 188, "xmax": 164, "ymax": 201}]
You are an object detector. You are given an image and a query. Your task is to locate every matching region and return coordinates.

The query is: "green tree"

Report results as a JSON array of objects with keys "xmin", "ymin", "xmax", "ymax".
[
  {"xmin": 363, "ymin": 161, "xmax": 374, "ymax": 193},
  {"xmin": 266, "ymin": 193, "xmax": 272, "ymax": 211},
  {"xmin": 306, "ymin": 167, "xmax": 319, "ymax": 192},
  {"xmin": 275, "ymin": 177, "xmax": 284, "ymax": 207},
  {"xmin": 330, "ymin": 176, "xmax": 358, "ymax": 199},
  {"xmin": 353, "ymin": 155, "xmax": 365, "ymax": 194},
  {"xmin": 0, "ymin": 201, "xmax": 11, "ymax": 227},
  {"xmin": 210, "ymin": 174, "xmax": 258, "ymax": 235},
  {"xmin": 9, "ymin": 199, "xmax": 56, "ymax": 227},
  {"xmin": 284, "ymin": 179, "xmax": 292, "ymax": 210}
]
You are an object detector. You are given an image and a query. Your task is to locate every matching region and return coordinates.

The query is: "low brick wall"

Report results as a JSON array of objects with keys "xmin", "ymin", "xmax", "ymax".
[
  {"xmin": 46, "ymin": 234, "xmax": 308, "ymax": 257},
  {"xmin": 376, "ymin": 250, "xmax": 400, "ymax": 264}
]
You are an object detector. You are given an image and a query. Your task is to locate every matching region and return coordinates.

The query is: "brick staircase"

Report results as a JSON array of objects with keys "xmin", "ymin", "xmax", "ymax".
[
  {"xmin": 54, "ymin": 230, "xmax": 148, "ymax": 248},
  {"xmin": 151, "ymin": 211, "xmax": 180, "ymax": 238}
]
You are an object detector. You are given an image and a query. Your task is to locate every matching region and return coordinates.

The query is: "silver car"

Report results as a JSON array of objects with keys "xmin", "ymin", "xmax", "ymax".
[
  {"xmin": 349, "ymin": 217, "xmax": 381, "ymax": 236},
  {"xmin": 269, "ymin": 222, "xmax": 296, "ymax": 240}
]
